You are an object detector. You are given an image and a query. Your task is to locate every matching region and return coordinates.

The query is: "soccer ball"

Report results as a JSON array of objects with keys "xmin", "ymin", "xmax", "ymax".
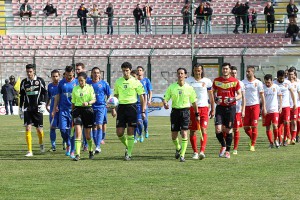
[{"xmin": 107, "ymin": 97, "xmax": 119, "ymax": 108}]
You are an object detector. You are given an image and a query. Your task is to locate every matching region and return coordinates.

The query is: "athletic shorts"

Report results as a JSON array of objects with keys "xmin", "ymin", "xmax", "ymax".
[
  {"xmin": 93, "ymin": 106, "xmax": 106, "ymax": 125},
  {"xmin": 262, "ymin": 112, "xmax": 279, "ymax": 127},
  {"xmin": 59, "ymin": 109, "xmax": 72, "ymax": 130},
  {"xmin": 116, "ymin": 104, "xmax": 137, "ymax": 128},
  {"xmin": 49, "ymin": 111, "xmax": 59, "ymax": 129},
  {"xmin": 243, "ymin": 104, "xmax": 260, "ymax": 127},
  {"xmin": 233, "ymin": 112, "xmax": 243, "ymax": 129},
  {"xmin": 279, "ymin": 107, "xmax": 290, "ymax": 125},
  {"xmin": 290, "ymin": 108, "xmax": 298, "ymax": 121},
  {"xmin": 72, "ymin": 107, "xmax": 94, "ymax": 128},
  {"xmin": 171, "ymin": 108, "xmax": 190, "ymax": 132},
  {"xmin": 189, "ymin": 106, "xmax": 209, "ymax": 130},
  {"xmin": 24, "ymin": 111, "xmax": 43, "ymax": 128},
  {"xmin": 215, "ymin": 105, "xmax": 236, "ymax": 129}
]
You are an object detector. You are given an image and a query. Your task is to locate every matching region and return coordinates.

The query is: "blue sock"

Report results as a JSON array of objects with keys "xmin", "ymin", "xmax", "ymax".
[
  {"xmin": 60, "ymin": 129, "xmax": 68, "ymax": 145},
  {"xmin": 66, "ymin": 129, "xmax": 71, "ymax": 147},
  {"xmin": 102, "ymin": 132, "xmax": 106, "ymax": 140},
  {"xmin": 143, "ymin": 119, "xmax": 148, "ymax": 133},
  {"xmin": 96, "ymin": 129, "xmax": 103, "ymax": 148},
  {"xmin": 137, "ymin": 120, "xmax": 143, "ymax": 136},
  {"xmin": 50, "ymin": 129, "xmax": 56, "ymax": 148},
  {"xmin": 92, "ymin": 129, "xmax": 97, "ymax": 146},
  {"xmin": 60, "ymin": 130, "xmax": 66, "ymax": 144},
  {"xmin": 70, "ymin": 135, "xmax": 75, "ymax": 153}
]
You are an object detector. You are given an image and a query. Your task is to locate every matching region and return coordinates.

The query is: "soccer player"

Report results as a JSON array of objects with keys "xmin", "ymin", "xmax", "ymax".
[
  {"xmin": 46, "ymin": 69, "xmax": 61, "ymax": 151},
  {"xmin": 274, "ymin": 70, "xmax": 296, "ymax": 146},
  {"xmin": 163, "ymin": 67, "xmax": 199, "ymax": 162},
  {"xmin": 212, "ymin": 63, "xmax": 242, "ymax": 158},
  {"xmin": 137, "ymin": 66, "xmax": 153, "ymax": 139},
  {"xmin": 287, "ymin": 68, "xmax": 299, "ymax": 144},
  {"xmin": 19, "ymin": 64, "xmax": 47, "ymax": 157},
  {"xmin": 263, "ymin": 74, "xmax": 282, "ymax": 148},
  {"xmin": 113, "ymin": 62, "xmax": 146, "ymax": 161},
  {"xmin": 87, "ymin": 67, "xmax": 111, "ymax": 154},
  {"xmin": 230, "ymin": 66, "xmax": 245, "ymax": 155},
  {"xmin": 186, "ymin": 64, "xmax": 214, "ymax": 160},
  {"xmin": 71, "ymin": 72, "xmax": 96, "ymax": 161},
  {"xmin": 242, "ymin": 66, "xmax": 266, "ymax": 152},
  {"xmin": 52, "ymin": 66, "xmax": 77, "ymax": 158}
]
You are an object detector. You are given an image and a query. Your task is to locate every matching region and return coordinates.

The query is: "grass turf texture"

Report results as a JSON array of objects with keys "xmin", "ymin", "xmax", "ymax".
[{"xmin": 0, "ymin": 115, "xmax": 300, "ymax": 200}]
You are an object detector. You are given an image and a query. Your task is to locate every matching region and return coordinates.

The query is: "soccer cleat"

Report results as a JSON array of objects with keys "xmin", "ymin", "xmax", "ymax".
[
  {"xmin": 250, "ymin": 146, "xmax": 255, "ymax": 152},
  {"xmin": 224, "ymin": 151, "xmax": 230, "ymax": 158},
  {"xmin": 145, "ymin": 132, "xmax": 149, "ymax": 138},
  {"xmin": 175, "ymin": 148, "xmax": 181, "ymax": 159},
  {"xmin": 233, "ymin": 150, "xmax": 238, "ymax": 155},
  {"xmin": 291, "ymin": 139, "xmax": 296, "ymax": 145},
  {"xmin": 283, "ymin": 141, "xmax": 287, "ymax": 146},
  {"xmin": 95, "ymin": 148, "xmax": 101, "ymax": 154},
  {"xmin": 124, "ymin": 148, "xmax": 128, "ymax": 157},
  {"xmin": 40, "ymin": 144, "xmax": 45, "ymax": 153},
  {"xmin": 124, "ymin": 155, "xmax": 131, "ymax": 161},
  {"xmin": 296, "ymin": 136, "xmax": 299, "ymax": 143},
  {"xmin": 199, "ymin": 152, "xmax": 206, "ymax": 160},
  {"xmin": 219, "ymin": 147, "xmax": 226, "ymax": 157},
  {"xmin": 179, "ymin": 156, "xmax": 185, "ymax": 162},
  {"xmin": 70, "ymin": 152, "xmax": 75, "ymax": 159},
  {"xmin": 192, "ymin": 152, "xmax": 199, "ymax": 159},
  {"xmin": 89, "ymin": 151, "xmax": 94, "ymax": 160},
  {"xmin": 25, "ymin": 151, "xmax": 33, "ymax": 157},
  {"xmin": 101, "ymin": 140, "xmax": 105, "ymax": 145},
  {"xmin": 134, "ymin": 139, "xmax": 138, "ymax": 144},
  {"xmin": 65, "ymin": 146, "xmax": 70, "ymax": 156},
  {"xmin": 73, "ymin": 155, "xmax": 80, "ymax": 161},
  {"xmin": 269, "ymin": 143, "xmax": 274, "ymax": 149},
  {"xmin": 139, "ymin": 135, "xmax": 144, "ymax": 143},
  {"xmin": 275, "ymin": 140, "xmax": 280, "ymax": 148},
  {"xmin": 52, "ymin": 146, "xmax": 56, "ymax": 152}
]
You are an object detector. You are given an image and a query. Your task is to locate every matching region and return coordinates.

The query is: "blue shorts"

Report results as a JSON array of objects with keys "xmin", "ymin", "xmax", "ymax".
[
  {"xmin": 94, "ymin": 106, "xmax": 106, "ymax": 125},
  {"xmin": 59, "ymin": 109, "xmax": 72, "ymax": 130},
  {"xmin": 49, "ymin": 111, "xmax": 59, "ymax": 128},
  {"xmin": 103, "ymin": 107, "xmax": 107, "ymax": 124}
]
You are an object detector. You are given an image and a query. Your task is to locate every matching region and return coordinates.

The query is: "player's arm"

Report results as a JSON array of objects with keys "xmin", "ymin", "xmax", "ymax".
[
  {"xmin": 289, "ymin": 87, "xmax": 297, "ymax": 110},
  {"xmin": 52, "ymin": 94, "xmax": 60, "ymax": 118},
  {"xmin": 278, "ymin": 94, "xmax": 282, "ymax": 114},
  {"xmin": 192, "ymin": 101, "xmax": 200, "ymax": 122},
  {"xmin": 259, "ymin": 91, "xmax": 267, "ymax": 116},
  {"xmin": 208, "ymin": 89, "xmax": 215, "ymax": 118},
  {"xmin": 139, "ymin": 93, "xmax": 146, "ymax": 120},
  {"xmin": 19, "ymin": 80, "xmax": 25, "ymax": 109},
  {"xmin": 46, "ymin": 87, "xmax": 51, "ymax": 113},
  {"xmin": 148, "ymin": 90, "xmax": 153, "ymax": 106},
  {"xmin": 162, "ymin": 86, "xmax": 171, "ymax": 109},
  {"xmin": 241, "ymin": 90, "xmax": 246, "ymax": 117}
]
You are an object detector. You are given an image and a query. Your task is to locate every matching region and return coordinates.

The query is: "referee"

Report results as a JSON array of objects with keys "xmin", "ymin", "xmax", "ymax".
[{"xmin": 163, "ymin": 68, "xmax": 199, "ymax": 162}]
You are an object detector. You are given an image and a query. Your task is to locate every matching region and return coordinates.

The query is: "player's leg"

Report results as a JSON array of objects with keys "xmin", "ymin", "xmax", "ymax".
[
  {"xmin": 23, "ymin": 111, "xmax": 33, "ymax": 156},
  {"xmin": 222, "ymin": 106, "xmax": 236, "ymax": 158},
  {"xmin": 215, "ymin": 106, "xmax": 226, "ymax": 157},
  {"xmin": 283, "ymin": 107, "xmax": 291, "ymax": 146},
  {"xmin": 233, "ymin": 112, "xmax": 242, "ymax": 154},
  {"xmin": 73, "ymin": 110, "xmax": 83, "ymax": 161},
  {"xmin": 33, "ymin": 112, "xmax": 45, "ymax": 153},
  {"xmin": 116, "ymin": 105, "xmax": 128, "ymax": 159},
  {"xmin": 297, "ymin": 107, "xmax": 300, "ymax": 142},
  {"xmin": 250, "ymin": 104, "xmax": 260, "ymax": 151},
  {"xmin": 83, "ymin": 107, "xmax": 95, "ymax": 159},
  {"xmin": 143, "ymin": 106, "xmax": 149, "ymax": 138},
  {"xmin": 170, "ymin": 109, "xmax": 181, "ymax": 160},
  {"xmin": 264, "ymin": 113, "xmax": 273, "ymax": 147},
  {"xmin": 199, "ymin": 107, "xmax": 209, "ymax": 159},
  {"xmin": 125, "ymin": 104, "xmax": 138, "ymax": 160},
  {"xmin": 290, "ymin": 108, "xmax": 298, "ymax": 144},
  {"xmin": 178, "ymin": 109, "xmax": 190, "ymax": 162},
  {"xmin": 243, "ymin": 106, "xmax": 252, "ymax": 144},
  {"xmin": 189, "ymin": 107, "xmax": 198, "ymax": 159},
  {"xmin": 49, "ymin": 113, "xmax": 59, "ymax": 151},
  {"xmin": 136, "ymin": 104, "xmax": 143, "ymax": 142},
  {"xmin": 101, "ymin": 107, "xmax": 108, "ymax": 144},
  {"xmin": 94, "ymin": 108, "xmax": 104, "ymax": 153}
]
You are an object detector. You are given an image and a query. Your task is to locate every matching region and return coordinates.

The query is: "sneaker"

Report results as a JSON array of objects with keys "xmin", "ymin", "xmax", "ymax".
[
  {"xmin": 139, "ymin": 135, "xmax": 144, "ymax": 143},
  {"xmin": 233, "ymin": 150, "xmax": 238, "ymax": 155},
  {"xmin": 70, "ymin": 152, "xmax": 75, "ymax": 159},
  {"xmin": 101, "ymin": 140, "xmax": 105, "ymax": 145},
  {"xmin": 95, "ymin": 148, "xmax": 101, "ymax": 154},
  {"xmin": 192, "ymin": 152, "xmax": 199, "ymax": 159},
  {"xmin": 40, "ymin": 144, "xmax": 45, "ymax": 153},
  {"xmin": 52, "ymin": 146, "xmax": 56, "ymax": 152},
  {"xmin": 291, "ymin": 139, "xmax": 296, "ymax": 145},
  {"xmin": 250, "ymin": 145, "xmax": 255, "ymax": 152},
  {"xmin": 175, "ymin": 148, "xmax": 181, "ymax": 159},
  {"xmin": 269, "ymin": 143, "xmax": 274, "ymax": 149},
  {"xmin": 89, "ymin": 151, "xmax": 94, "ymax": 160},
  {"xmin": 25, "ymin": 151, "xmax": 33, "ymax": 157},
  {"xmin": 73, "ymin": 155, "xmax": 80, "ymax": 161},
  {"xmin": 219, "ymin": 147, "xmax": 226, "ymax": 157},
  {"xmin": 124, "ymin": 155, "xmax": 131, "ymax": 161},
  {"xmin": 283, "ymin": 141, "xmax": 287, "ymax": 146},
  {"xmin": 125, "ymin": 148, "xmax": 128, "ymax": 157},
  {"xmin": 199, "ymin": 152, "xmax": 206, "ymax": 160},
  {"xmin": 224, "ymin": 151, "xmax": 230, "ymax": 158},
  {"xmin": 179, "ymin": 156, "xmax": 185, "ymax": 162},
  {"xmin": 296, "ymin": 136, "xmax": 299, "ymax": 143},
  {"xmin": 275, "ymin": 140, "xmax": 280, "ymax": 148},
  {"xmin": 145, "ymin": 132, "xmax": 149, "ymax": 138}
]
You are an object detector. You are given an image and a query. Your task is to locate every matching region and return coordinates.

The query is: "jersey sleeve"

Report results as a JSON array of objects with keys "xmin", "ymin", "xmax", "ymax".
[
  {"xmin": 136, "ymin": 80, "xmax": 145, "ymax": 96},
  {"xmin": 163, "ymin": 85, "xmax": 171, "ymax": 102},
  {"xmin": 206, "ymin": 78, "xmax": 212, "ymax": 91},
  {"xmin": 71, "ymin": 88, "xmax": 76, "ymax": 104},
  {"xmin": 89, "ymin": 85, "xmax": 96, "ymax": 101},
  {"xmin": 104, "ymin": 81, "xmax": 111, "ymax": 97},
  {"xmin": 257, "ymin": 80, "xmax": 264, "ymax": 93},
  {"xmin": 39, "ymin": 77, "xmax": 48, "ymax": 103},
  {"xmin": 146, "ymin": 78, "xmax": 153, "ymax": 92},
  {"xmin": 114, "ymin": 80, "xmax": 119, "ymax": 95},
  {"xmin": 277, "ymin": 85, "xmax": 282, "ymax": 96}
]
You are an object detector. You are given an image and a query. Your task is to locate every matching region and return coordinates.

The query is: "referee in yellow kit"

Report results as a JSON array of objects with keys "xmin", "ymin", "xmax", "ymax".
[{"xmin": 163, "ymin": 68, "xmax": 200, "ymax": 162}]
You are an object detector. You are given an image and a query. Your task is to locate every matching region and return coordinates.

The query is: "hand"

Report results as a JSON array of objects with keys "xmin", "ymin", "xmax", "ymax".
[
  {"xmin": 46, "ymin": 105, "xmax": 50, "ymax": 113},
  {"xmin": 19, "ymin": 107, "xmax": 24, "ymax": 119},
  {"xmin": 147, "ymin": 101, "xmax": 152, "ymax": 106},
  {"xmin": 142, "ymin": 113, "xmax": 146, "ymax": 120},
  {"xmin": 225, "ymin": 97, "xmax": 236, "ymax": 105},
  {"xmin": 163, "ymin": 103, "xmax": 169, "ymax": 109},
  {"xmin": 209, "ymin": 109, "xmax": 215, "ymax": 119},
  {"xmin": 38, "ymin": 102, "xmax": 46, "ymax": 113},
  {"xmin": 111, "ymin": 108, "xmax": 117, "ymax": 118},
  {"xmin": 83, "ymin": 102, "xmax": 89, "ymax": 106}
]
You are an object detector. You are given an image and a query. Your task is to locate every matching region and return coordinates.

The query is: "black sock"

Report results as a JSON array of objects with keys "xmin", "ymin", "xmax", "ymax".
[
  {"xmin": 225, "ymin": 133, "xmax": 233, "ymax": 152},
  {"xmin": 216, "ymin": 133, "xmax": 226, "ymax": 147}
]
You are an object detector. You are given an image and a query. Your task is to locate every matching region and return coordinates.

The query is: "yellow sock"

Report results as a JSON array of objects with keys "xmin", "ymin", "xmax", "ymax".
[
  {"xmin": 37, "ymin": 130, "xmax": 44, "ymax": 145},
  {"xmin": 25, "ymin": 131, "xmax": 32, "ymax": 152}
]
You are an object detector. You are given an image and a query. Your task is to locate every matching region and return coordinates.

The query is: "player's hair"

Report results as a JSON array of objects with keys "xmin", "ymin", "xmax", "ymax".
[
  {"xmin": 288, "ymin": 67, "xmax": 295, "ymax": 73},
  {"xmin": 191, "ymin": 63, "xmax": 204, "ymax": 78},
  {"xmin": 137, "ymin": 66, "xmax": 144, "ymax": 71},
  {"xmin": 131, "ymin": 69, "xmax": 138, "ymax": 75},
  {"xmin": 277, "ymin": 70, "xmax": 285, "ymax": 77},
  {"xmin": 76, "ymin": 62, "xmax": 85, "ymax": 69},
  {"xmin": 177, "ymin": 67, "xmax": 187, "ymax": 74},
  {"xmin": 121, "ymin": 62, "xmax": 132, "ymax": 70},
  {"xmin": 264, "ymin": 74, "xmax": 273, "ymax": 81},
  {"xmin": 222, "ymin": 63, "xmax": 231, "ymax": 68},
  {"xmin": 247, "ymin": 66, "xmax": 256, "ymax": 71},
  {"xmin": 91, "ymin": 67, "xmax": 100, "ymax": 72},
  {"xmin": 51, "ymin": 69, "xmax": 60, "ymax": 76},
  {"xmin": 77, "ymin": 72, "xmax": 87, "ymax": 80},
  {"xmin": 65, "ymin": 66, "xmax": 74, "ymax": 72},
  {"xmin": 26, "ymin": 64, "xmax": 35, "ymax": 70},
  {"xmin": 230, "ymin": 66, "xmax": 237, "ymax": 71}
]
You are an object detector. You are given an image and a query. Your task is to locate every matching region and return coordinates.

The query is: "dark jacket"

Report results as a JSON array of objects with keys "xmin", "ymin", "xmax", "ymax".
[
  {"xmin": 19, "ymin": 3, "xmax": 32, "ymax": 12},
  {"xmin": 133, "ymin": 8, "xmax": 143, "ymax": 20},
  {"xmin": 232, "ymin": 5, "xmax": 243, "ymax": 16},
  {"xmin": 1, "ymin": 83, "xmax": 15, "ymax": 101},
  {"xmin": 286, "ymin": 24, "xmax": 299, "ymax": 35},
  {"xmin": 106, "ymin": 7, "xmax": 114, "ymax": 18},
  {"xmin": 77, "ymin": 7, "xmax": 89, "ymax": 18},
  {"xmin": 240, "ymin": 3, "xmax": 250, "ymax": 16},
  {"xmin": 264, "ymin": 6, "xmax": 275, "ymax": 21},
  {"xmin": 251, "ymin": 11, "xmax": 257, "ymax": 24},
  {"xmin": 143, "ymin": 6, "xmax": 153, "ymax": 17},
  {"xmin": 287, "ymin": 4, "xmax": 298, "ymax": 18},
  {"xmin": 204, "ymin": 7, "xmax": 213, "ymax": 21},
  {"xmin": 194, "ymin": 5, "xmax": 205, "ymax": 19},
  {"xmin": 43, "ymin": 4, "xmax": 55, "ymax": 13}
]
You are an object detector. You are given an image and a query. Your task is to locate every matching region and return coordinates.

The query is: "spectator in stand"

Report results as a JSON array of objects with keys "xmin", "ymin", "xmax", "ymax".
[
  {"xmin": 43, "ymin": 2, "xmax": 58, "ymax": 17},
  {"xmin": 1, "ymin": 79, "xmax": 16, "ymax": 115},
  {"xmin": 285, "ymin": 21, "xmax": 299, "ymax": 41},
  {"xmin": 77, "ymin": 3, "xmax": 89, "ymax": 35},
  {"xmin": 89, "ymin": 4, "xmax": 101, "ymax": 35},
  {"xmin": 9, "ymin": 75, "xmax": 18, "ymax": 106},
  {"xmin": 143, "ymin": 3, "xmax": 153, "ymax": 34},
  {"xmin": 240, "ymin": 2, "xmax": 250, "ymax": 33},
  {"xmin": 133, "ymin": 4, "xmax": 143, "ymax": 35},
  {"xmin": 20, "ymin": 0, "xmax": 32, "ymax": 20},
  {"xmin": 251, "ymin": 8, "xmax": 258, "ymax": 33},
  {"xmin": 181, "ymin": 2, "xmax": 191, "ymax": 34},
  {"xmin": 104, "ymin": 3, "xmax": 114, "ymax": 35},
  {"xmin": 287, "ymin": 0, "xmax": 298, "ymax": 24},
  {"xmin": 264, "ymin": 1, "xmax": 275, "ymax": 33},
  {"xmin": 194, "ymin": 2, "xmax": 205, "ymax": 34},
  {"xmin": 204, "ymin": 2, "xmax": 213, "ymax": 34},
  {"xmin": 232, "ymin": 1, "xmax": 242, "ymax": 34}
]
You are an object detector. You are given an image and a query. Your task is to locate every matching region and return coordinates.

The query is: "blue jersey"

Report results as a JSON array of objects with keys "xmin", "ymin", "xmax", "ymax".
[
  {"xmin": 57, "ymin": 78, "xmax": 78, "ymax": 111},
  {"xmin": 140, "ymin": 77, "xmax": 153, "ymax": 95},
  {"xmin": 47, "ymin": 83, "xmax": 59, "ymax": 112},
  {"xmin": 87, "ymin": 79, "xmax": 111, "ymax": 108}
]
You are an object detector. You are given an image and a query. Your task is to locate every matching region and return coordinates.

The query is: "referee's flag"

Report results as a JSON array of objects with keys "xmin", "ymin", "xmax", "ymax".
[{"xmin": 14, "ymin": 77, "xmax": 21, "ymax": 92}]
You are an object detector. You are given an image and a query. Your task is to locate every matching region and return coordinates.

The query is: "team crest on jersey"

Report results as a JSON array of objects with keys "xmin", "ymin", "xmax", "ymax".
[
  {"xmin": 178, "ymin": 90, "xmax": 182, "ymax": 95},
  {"xmin": 98, "ymin": 84, "xmax": 102, "ymax": 88},
  {"xmin": 284, "ymin": 83, "xmax": 288, "ymax": 87},
  {"xmin": 80, "ymin": 93, "xmax": 83, "ymax": 97},
  {"xmin": 124, "ymin": 85, "xmax": 127, "ymax": 89},
  {"xmin": 35, "ymin": 81, "xmax": 39, "ymax": 85},
  {"xmin": 73, "ymin": 83, "xmax": 76, "ymax": 87}
]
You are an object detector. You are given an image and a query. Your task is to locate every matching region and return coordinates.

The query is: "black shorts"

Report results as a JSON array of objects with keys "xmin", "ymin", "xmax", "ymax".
[
  {"xmin": 24, "ymin": 111, "xmax": 43, "ymax": 128},
  {"xmin": 214, "ymin": 105, "xmax": 236, "ymax": 129},
  {"xmin": 170, "ymin": 108, "xmax": 190, "ymax": 132},
  {"xmin": 116, "ymin": 104, "xmax": 137, "ymax": 128},
  {"xmin": 72, "ymin": 107, "xmax": 94, "ymax": 128}
]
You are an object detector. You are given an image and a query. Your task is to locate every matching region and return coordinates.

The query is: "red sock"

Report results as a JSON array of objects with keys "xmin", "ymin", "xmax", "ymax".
[
  {"xmin": 233, "ymin": 129, "xmax": 240, "ymax": 150},
  {"xmin": 297, "ymin": 121, "xmax": 300, "ymax": 136},
  {"xmin": 190, "ymin": 134, "xmax": 198, "ymax": 153},
  {"xmin": 284, "ymin": 123, "xmax": 290, "ymax": 141},
  {"xmin": 278, "ymin": 124, "xmax": 283, "ymax": 143},
  {"xmin": 200, "ymin": 133, "xmax": 207, "ymax": 153},
  {"xmin": 245, "ymin": 128, "xmax": 252, "ymax": 139},
  {"xmin": 273, "ymin": 128, "xmax": 278, "ymax": 141},
  {"xmin": 252, "ymin": 128, "xmax": 258, "ymax": 146},
  {"xmin": 291, "ymin": 130, "xmax": 297, "ymax": 140},
  {"xmin": 266, "ymin": 130, "xmax": 273, "ymax": 144}
]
